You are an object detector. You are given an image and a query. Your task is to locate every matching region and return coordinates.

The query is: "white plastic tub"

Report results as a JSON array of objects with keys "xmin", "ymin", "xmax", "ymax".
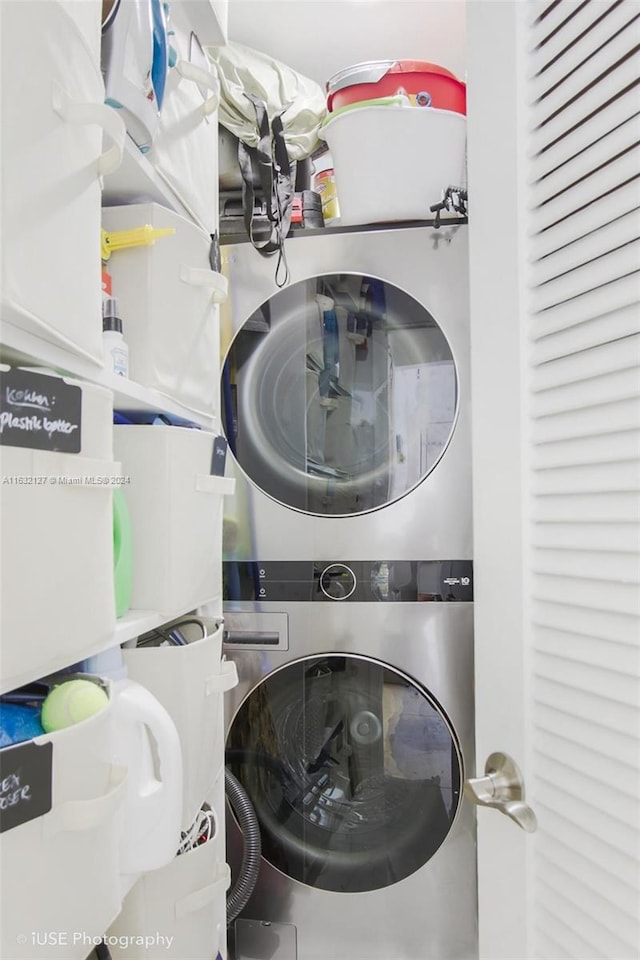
[
  {"xmin": 319, "ymin": 104, "xmax": 467, "ymax": 226},
  {"xmin": 113, "ymin": 425, "xmax": 235, "ymax": 614},
  {"xmin": 107, "ymin": 839, "xmax": 230, "ymax": 960},
  {"xmin": 0, "ymin": 369, "xmax": 118, "ymax": 693},
  {"xmin": 148, "ymin": 4, "xmax": 220, "ymax": 231},
  {"xmin": 123, "ymin": 618, "xmax": 238, "ymax": 828},
  {"xmin": 0, "ymin": 681, "xmax": 126, "ymax": 960},
  {"xmin": 101, "ymin": 203, "xmax": 227, "ymax": 418},
  {"xmin": 1, "ymin": 0, "xmax": 124, "ymax": 364}
]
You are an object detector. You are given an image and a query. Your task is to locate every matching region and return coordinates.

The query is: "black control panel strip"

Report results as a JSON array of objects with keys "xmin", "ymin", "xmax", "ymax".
[{"xmin": 224, "ymin": 560, "xmax": 473, "ymax": 603}]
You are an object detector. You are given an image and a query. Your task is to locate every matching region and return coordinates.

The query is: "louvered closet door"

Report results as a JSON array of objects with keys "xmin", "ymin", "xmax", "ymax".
[
  {"xmin": 467, "ymin": 1, "xmax": 640, "ymax": 959},
  {"xmin": 528, "ymin": 2, "xmax": 640, "ymax": 958}
]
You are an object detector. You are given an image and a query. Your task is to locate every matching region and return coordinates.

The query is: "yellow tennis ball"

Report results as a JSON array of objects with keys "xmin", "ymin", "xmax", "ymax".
[{"xmin": 41, "ymin": 680, "xmax": 109, "ymax": 732}]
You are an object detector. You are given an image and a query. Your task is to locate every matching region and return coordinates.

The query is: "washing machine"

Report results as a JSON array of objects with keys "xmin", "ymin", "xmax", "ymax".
[
  {"xmin": 223, "ymin": 593, "xmax": 477, "ymax": 960},
  {"xmin": 220, "ymin": 223, "xmax": 476, "ymax": 959},
  {"xmin": 220, "ymin": 224, "xmax": 470, "ymax": 562}
]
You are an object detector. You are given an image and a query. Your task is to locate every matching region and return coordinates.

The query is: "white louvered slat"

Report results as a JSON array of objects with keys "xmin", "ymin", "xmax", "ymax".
[
  {"xmin": 535, "ymin": 702, "xmax": 640, "ymax": 765},
  {"xmin": 536, "ymin": 841, "xmax": 639, "ymax": 916},
  {"xmin": 531, "ymin": 240, "xmax": 640, "ymax": 311},
  {"xmin": 534, "ymin": 780, "xmax": 638, "ymax": 854},
  {"xmin": 530, "ymin": 84, "xmax": 639, "ymax": 185},
  {"xmin": 534, "ymin": 651, "xmax": 640, "ymax": 708},
  {"xmin": 532, "ymin": 459, "xmax": 640, "ymax": 494},
  {"xmin": 532, "ymin": 546, "xmax": 639, "ymax": 582},
  {"xmin": 531, "ymin": 210, "xmax": 640, "ymax": 287},
  {"xmin": 531, "ymin": 52, "xmax": 638, "ymax": 152},
  {"xmin": 534, "ymin": 728, "xmax": 639, "ymax": 791},
  {"xmin": 534, "ymin": 755, "xmax": 638, "ymax": 831},
  {"xmin": 530, "ymin": 0, "xmax": 639, "ymax": 101},
  {"xmin": 532, "ymin": 429, "xmax": 640, "ymax": 469},
  {"xmin": 534, "ymin": 624, "xmax": 639, "ymax": 672},
  {"xmin": 531, "ymin": 395, "xmax": 640, "ymax": 442},
  {"xmin": 534, "ymin": 802, "xmax": 640, "ymax": 888},
  {"xmin": 531, "ymin": 16, "xmax": 640, "ymax": 127},
  {"xmin": 531, "ymin": 365, "xmax": 640, "ymax": 416},
  {"xmin": 536, "ymin": 874, "xmax": 638, "ymax": 956},
  {"xmin": 531, "ymin": 331, "xmax": 640, "ymax": 388},
  {"xmin": 531, "ymin": 119, "xmax": 639, "ymax": 216},
  {"xmin": 531, "ymin": 272, "xmax": 640, "ymax": 337},
  {"xmin": 531, "ymin": 299, "xmax": 639, "ymax": 353},
  {"xmin": 529, "ymin": 177, "xmax": 639, "ymax": 258},
  {"xmin": 529, "ymin": 0, "xmax": 618, "ymax": 62},
  {"xmin": 531, "ymin": 521, "xmax": 639, "ymax": 552},
  {"xmin": 532, "ymin": 490, "xmax": 640, "ymax": 522},
  {"xmin": 534, "ymin": 905, "xmax": 610, "ymax": 960},
  {"xmin": 529, "ymin": 144, "xmax": 639, "ymax": 233}
]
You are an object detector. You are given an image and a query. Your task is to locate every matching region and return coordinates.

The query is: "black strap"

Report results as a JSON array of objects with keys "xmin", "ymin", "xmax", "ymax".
[{"xmin": 237, "ymin": 94, "xmax": 294, "ymax": 286}]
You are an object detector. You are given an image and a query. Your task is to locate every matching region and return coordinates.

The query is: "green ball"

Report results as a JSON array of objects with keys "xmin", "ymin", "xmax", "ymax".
[{"xmin": 41, "ymin": 680, "xmax": 109, "ymax": 733}]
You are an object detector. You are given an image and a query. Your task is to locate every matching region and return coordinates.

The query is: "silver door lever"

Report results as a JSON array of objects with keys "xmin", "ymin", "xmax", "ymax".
[{"xmin": 465, "ymin": 752, "xmax": 537, "ymax": 832}]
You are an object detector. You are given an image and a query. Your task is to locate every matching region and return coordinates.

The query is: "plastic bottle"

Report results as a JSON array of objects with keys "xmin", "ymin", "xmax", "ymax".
[{"xmin": 102, "ymin": 297, "xmax": 129, "ymax": 377}]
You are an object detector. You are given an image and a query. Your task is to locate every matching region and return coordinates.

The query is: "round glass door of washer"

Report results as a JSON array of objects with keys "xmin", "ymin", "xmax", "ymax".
[
  {"xmin": 227, "ymin": 654, "xmax": 463, "ymax": 893},
  {"xmin": 222, "ymin": 274, "xmax": 458, "ymax": 516}
]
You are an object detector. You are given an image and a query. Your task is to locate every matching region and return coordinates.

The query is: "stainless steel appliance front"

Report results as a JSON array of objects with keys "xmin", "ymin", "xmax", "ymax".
[
  {"xmin": 221, "ymin": 225, "xmax": 470, "ymax": 561},
  {"xmin": 224, "ymin": 600, "xmax": 478, "ymax": 960}
]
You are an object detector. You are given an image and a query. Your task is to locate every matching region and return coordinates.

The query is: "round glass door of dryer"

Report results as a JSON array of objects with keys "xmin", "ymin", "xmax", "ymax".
[
  {"xmin": 221, "ymin": 274, "xmax": 458, "ymax": 516},
  {"xmin": 226, "ymin": 654, "xmax": 463, "ymax": 893}
]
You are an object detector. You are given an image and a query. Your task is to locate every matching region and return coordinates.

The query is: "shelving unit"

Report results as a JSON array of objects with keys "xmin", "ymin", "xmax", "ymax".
[{"xmin": 0, "ymin": 2, "xmax": 233, "ymax": 958}]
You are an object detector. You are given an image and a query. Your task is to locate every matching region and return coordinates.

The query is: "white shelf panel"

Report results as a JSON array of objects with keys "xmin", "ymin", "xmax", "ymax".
[
  {"xmin": 0, "ymin": 314, "xmax": 218, "ymax": 431},
  {"xmin": 102, "ymin": 135, "xmax": 198, "ymax": 225},
  {"xmin": 115, "ymin": 601, "xmax": 218, "ymax": 647}
]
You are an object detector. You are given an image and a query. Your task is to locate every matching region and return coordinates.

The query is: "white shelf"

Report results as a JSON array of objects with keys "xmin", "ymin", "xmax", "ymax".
[
  {"xmin": 102, "ymin": 135, "xmax": 205, "ymax": 229},
  {"xmin": 0, "ymin": 312, "xmax": 218, "ymax": 431}
]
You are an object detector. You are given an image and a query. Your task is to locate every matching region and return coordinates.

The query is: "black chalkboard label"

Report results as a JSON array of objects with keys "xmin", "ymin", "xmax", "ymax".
[
  {"xmin": 0, "ymin": 740, "xmax": 53, "ymax": 832},
  {"xmin": 0, "ymin": 367, "xmax": 82, "ymax": 453},
  {"xmin": 211, "ymin": 435, "xmax": 228, "ymax": 476}
]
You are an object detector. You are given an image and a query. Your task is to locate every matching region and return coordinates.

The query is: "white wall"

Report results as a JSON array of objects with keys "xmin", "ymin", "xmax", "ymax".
[{"xmin": 226, "ymin": 0, "xmax": 466, "ymax": 88}]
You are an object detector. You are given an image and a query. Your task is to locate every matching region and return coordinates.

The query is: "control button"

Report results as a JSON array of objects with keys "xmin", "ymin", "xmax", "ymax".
[{"xmin": 319, "ymin": 563, "xmax": 356, "ymax": 600}]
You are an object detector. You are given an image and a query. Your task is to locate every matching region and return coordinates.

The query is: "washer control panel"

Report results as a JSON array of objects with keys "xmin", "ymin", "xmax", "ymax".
[{"xmin": 224, "ymin": 560, "xmax": 473, "ymax": 603}]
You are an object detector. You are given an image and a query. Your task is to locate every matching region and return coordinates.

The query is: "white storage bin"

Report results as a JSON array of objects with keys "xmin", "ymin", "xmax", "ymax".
[
  {"xmin": 0, "ymin": 369, "xmax": 118, "ymax": 693},
  {"xmin": 113, "ymin": 425, "xmax": 235, "ymax": 613},
  {"xmin": 0, "ymin": 681, "xmax": 126, "ymax": 960},
  {"xmin": 123, "ymin": 619, "xmax": 238, "ymax": 829},
  {"xmin": 0, "ymin": 0, "xmax": 124, "ymax": 364},
  {"xmin": 320, "ymin": 104, "xmax": 467, "ymax": 226},
  {"xmin": 101, "ymin": 203, "xmax": 227, "ymax": 417},
  {"xmin": 107, "ymin": 839, "xmax": 230, "ymax": 960},
  {"xmin": 148, "ymin": 6, "xmax": 220, "ymax": 231}
]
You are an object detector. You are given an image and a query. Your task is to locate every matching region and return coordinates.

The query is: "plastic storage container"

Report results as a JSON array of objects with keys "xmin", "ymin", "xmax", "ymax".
[
  {"xmin": 0, "ymin": 681, "xmax": 126, "ymax": 960},
  {"xmin": 123, "ymin": 618, "xmax": 237, "ymax": 829},
  {"xmin": 101, "ymin": 203, "xmax": 228, "ymax": 417},
  {"xmin": 148, "ymin": 5, "xmax": 220, "ymax": 231},
  {"xmin": 107, "ymin": 839, "xmax": 230, "ymax": 959},
  {"xmin": 1, "ymin": 0, "xmax": 124, "ymax": 364},
  {"xmin": 319, "ymin": 102, "xmax": 467, "ymax": 226},
  {"xmin": 113, "ymin": 425, "xmax": 235, "ymax": 614},
  {"xmin": 326, "ymin": 60, "xmax": 466, "ymax": 115},
  {"xmin": 0, "ymin": 367, "xmax": 118, "ymax": 694}
]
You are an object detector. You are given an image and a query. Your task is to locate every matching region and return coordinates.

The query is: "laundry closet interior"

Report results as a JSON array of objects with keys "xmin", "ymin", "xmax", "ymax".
[{"xmin": 3, "ymin": 1, "xmax": 637, "ymax": 960}]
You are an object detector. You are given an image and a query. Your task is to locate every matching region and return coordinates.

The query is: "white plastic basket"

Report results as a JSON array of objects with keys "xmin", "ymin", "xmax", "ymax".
[
  {"xmin": 101, "ymin": 203, "xmax": 227, "ymax": 418},
  {"xmin": 0, "ymin": 372, "xmax": 118, "ymax": 693},
  {"xmin": 0, "ymin": 682, "xmax": 126, "ymax": 960},
  {"xmin": 107, "ymin": 840, "xmax": 230, "ymax": 960},
  {"xmin": 123, "ymin": 619, "xmax": 238, "ymax": 828},
  {"xmin": 113, "ymin": 425, "xmax": 235, "ymax": 614},
  {"xmin": 1, "ymin": 0, "xmax": 124, "ymax": 363},
  {"xmin": 320, "ymin": 104, "xmax": 467, "ymax": 226}
]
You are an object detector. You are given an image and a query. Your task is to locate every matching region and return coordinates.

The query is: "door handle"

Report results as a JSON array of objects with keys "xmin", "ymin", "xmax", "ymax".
[{"xmin": 465, "ymin": 752, "xmax": 537, "ymax": 833}]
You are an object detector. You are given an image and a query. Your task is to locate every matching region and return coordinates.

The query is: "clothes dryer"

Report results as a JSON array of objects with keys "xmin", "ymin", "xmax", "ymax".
[
  {"xmin": 223, "ymin": 588, "xmax": 477, "ymax": 960},
  {"xmin": 221, "ymin": 225, "xmax": 470, "ymax": 563}
]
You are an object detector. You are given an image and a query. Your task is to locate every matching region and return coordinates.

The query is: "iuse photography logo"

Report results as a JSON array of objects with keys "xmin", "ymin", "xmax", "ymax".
[{"xmin": 23, "ymin": 933, "xmax": 176, "ymax": 951}]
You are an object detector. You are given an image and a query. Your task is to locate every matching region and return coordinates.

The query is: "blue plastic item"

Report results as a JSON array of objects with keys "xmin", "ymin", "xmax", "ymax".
[
  {"xmin": 114, "ymin": 410, "xmax": 201, "ymax": 429},
  {"xmin": 0, "ymin": 703, "xmax": 44, "ymax": 748},
  {"xmin": 151, "ymin": 0, "xmax": 168, "ymax": 110}
]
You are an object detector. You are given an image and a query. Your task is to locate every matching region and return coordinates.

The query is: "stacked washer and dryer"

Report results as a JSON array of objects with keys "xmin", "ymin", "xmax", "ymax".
[{"xmin": 220, "ymin": 224, "xmax": 477, "ymax": 960}]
